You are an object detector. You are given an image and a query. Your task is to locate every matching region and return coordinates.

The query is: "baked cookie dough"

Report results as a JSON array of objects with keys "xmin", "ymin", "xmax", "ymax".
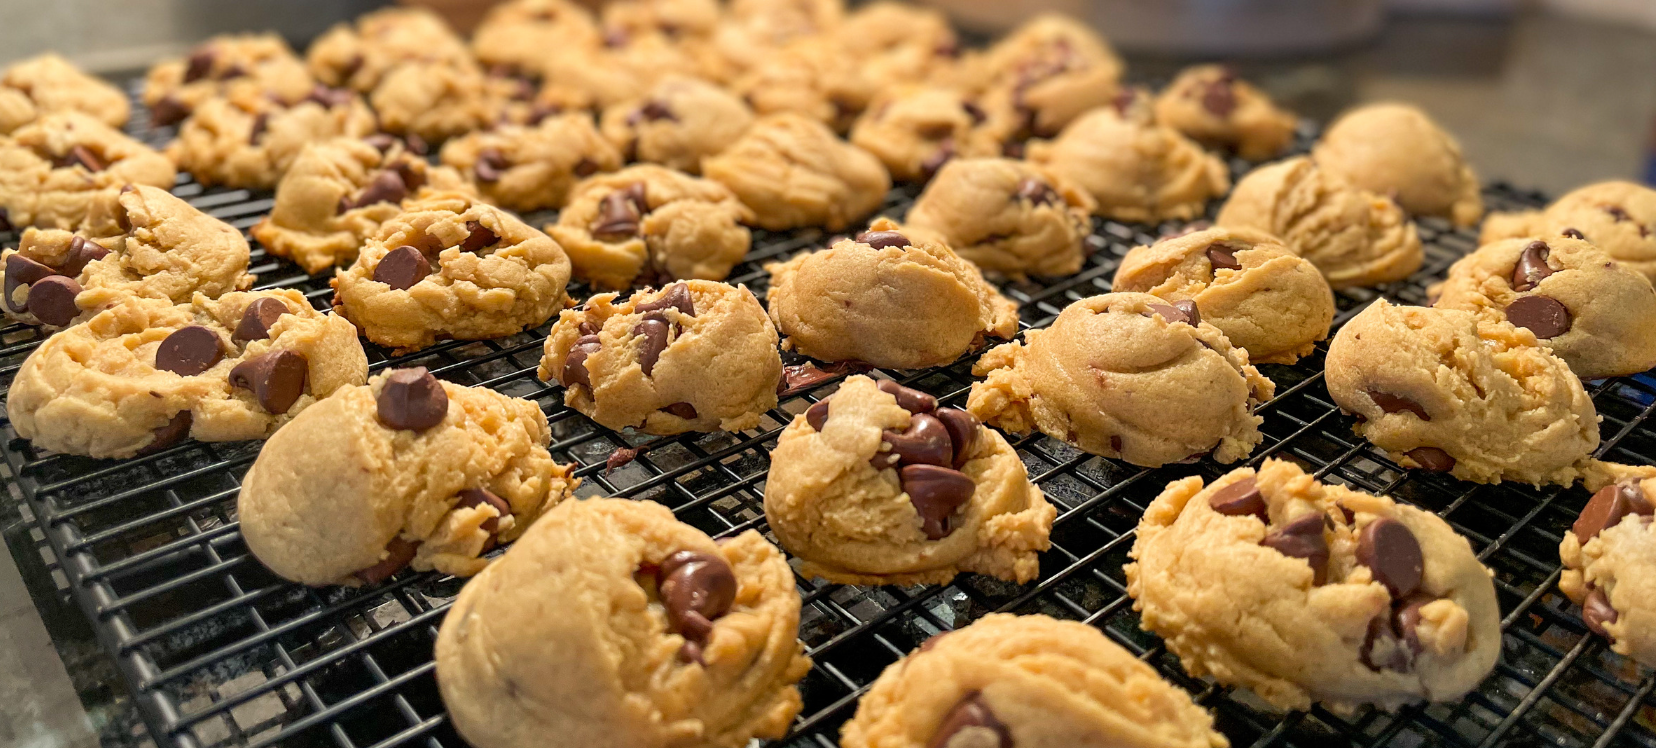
[
  {"xmin": 252, "ymin": 136, "xmax": 473, "ymax": 273},
  {"xmin": 1, "ymin": 53, "xmax": 130, "ymax": 134},
  {"xmin": 306, "ymin": 7, "xmax": 472, "ymax": 93},
  {"xmin": 1560, "ymin": 477, "xmax": 1656, "ymax": 667},
  {"xmin": 440, "ymin": 114, "xmax": 624, "ymax": 212},
  {"xmin": 968, "ymin": 292, "xmax": 1276, "ymax": 467},
  {"xmin": 0, "ymin": 112, "xmax": 176, "ymax": 230},
  {"xmin": 973, "ymin": 14, "xmax": 1125, "ymax": 139},
  {"xmin": 843, "ymin": 613, "xmax": 1227, "ymax": 748},
  {"xmin": 833, "ymin": 1, "xmax": 958, "ymax": 88},
  {"xmin": 765, "ymin": 220, "xmax": 1019, "ymax": 369},
  {"xmin": 1153, "ymin": 64, "xmax": 1296, "ymax": 161},
  {"xmin": 598, "ymin": 75, "xmax": 754, "ymax": 173},
  {"xmin": 547, "ymin": 166, "xmax": 753, "ymax": 290},
  {"xmin": 1433, "ymin": 236, "xmax": 1656, "ymax": 379},
  {"xmin": 601, "ymin": 0, "xmax": 723, "ymax": 42},
  {"xmin": 3, "ymin": 185, "xmax": 253, "ymax": 326},
  {"xmin": 240, "ymin": 368, "xmax": 575, "ymax": 586},
  {"xmin": 1312, "ymin": 103, "xmax": 1484, "ymax": 227},
  {"xmin": 1127, "ymin": 459, "xmax": 1501, "ymax": 712},
  {"xmin": 849, "ymin": 86, "xmax": 1006, "ymax": 183},
  {"xmin": 903, "ymin": 157, "xmax": 1095, "ymax": 277},
  {"xmin": 471, "ymin": 0, "xmax": 600, "ymax": 76},
  {"xmin": 142, "ymin": 33, "xmax": 314, "ymax": 126},
  {"xmin": 1324, "ymin": 300, "xmax": 1599, "ymax": 485},
  {"xmin": 730, "ymin": 35, "xmax": 877, "ymax": 133},
  {"xmin": 541, "ymin": 281, "xmax": 779, "ymax": 434},
  {"xmin": 166, "ymin": 90, "xmax": 378, "ymax": 190},
  {"xmin": 331, "ymin": 193, "xmax": 572, "ymax": 352},
  {"xmin": 371, "ymin": 61, "xmax": 516, "ymax": 145},
  {"xmin": 764, "ymin": 375, "xmax": 1054, "ymax": 585},
  {"xmin": 1112, "ymin": 227, "xmax": 1335, "ymax": 364},
  {"xmin": 1480, "ymin": 181, "xmax": 1656, "ymax": 283},
  {"xmin": 1217, "ymin": 155, "xmax": 1423, "ymax": 289},
  {"xmin": 435, "ymin": 497, "xmax": 809, "ymax": 748},
  {"xmin": 8, "ymin": 290, "xmax": 366, "ymax": 459},
  {"xmin": 538, "ymin": 33, "xmax": 700, "ymax": 111},
  {"xmin": 1026, "ymin": 106, "xmax": 1230, "ymax": 224},
  {"xmin": 702, "ymin": 113, "xmax": 890, "ymax": 231}
]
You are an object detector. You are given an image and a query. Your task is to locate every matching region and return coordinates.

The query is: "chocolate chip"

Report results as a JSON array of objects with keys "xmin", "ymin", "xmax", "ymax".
[
  {"xmin": 248, "ymin": 112, "xmax": 268, "ymax": 146},
  {"xmin": 4, "ymin": 254, "xmax": 56, "ymax": 313},
  {"xmin": 0, "ymin": 207, "xmax": 11, "ymax": 232},
  {"xmin": 578, "ymin": 321, "xmax": 598, "ymax": 337},
  {"xmin": 575, "ymin": 158, "xmax": 602, "ymax": 177},
  {"xmin": 656, "ymin": 550, "xmax": 737, "ymax": 647},
  {"xmin": 591, "ymin": 188, "xmax": 645, "ymax": 241},
  {"xmin": 151, "ymin": 95, "xmax": 188, "ymax": 127},
  {"xmin": 354, "ymin": 537, "xmax": 420, "ymax": 585},
  {"xmin": 474, "ymin": 148, "xmax": 508, "ymax": 182},
  {"xmin": 1582, "ymin": 586, "xmax": 1618, "ymax": 638},
  {"xmin": 1394, "ymin": 593, "xmax": 1434, "ymax": 655},
  {"xmin": 218, "ymin": 63, "xmax": 246, "ymax": 81},
  {"xmin": 155, "ymin": 326, "xmax": 223, "ymax": 376},
  {"xmin": 661, "ymin": 402, "xmax": 698, "ymax": 419},
  {"xmin": 340, "ymin": 53, "xmax": 364, "ymax": 82},
  {"xmin": 1561, "ymin": 227, "xmax": 1584, "ymax": 240},
  {"xmin": 928, "ymin": 693, "xmax": 1011, "ymax": 748},
  {"xmin": 1505, "ymin": 294, "xmax": 1571, "ymax": 339},
  {"xmin": 1015, "ymin": 177, "xmax": 1059, "ymax": 207},
  {"xmin": 1201, "ymin": 79, "xmax": 1237, "ymax": 117},
  {"xmin": 1511, "ymin": 240, "xmax": 1555, "ymax": 292},
  {"xmin": 183, "ymin": 47, "xmax": 215, "ymax": 83},
  {"xmin": 636, "ymin": 282, "xmax": 695, "ymax": 319},
  {"xmin": 805, "ymin": 398, "xmax": 831, "ymax": 430},
  {"xmin": 376, "ymin": 368, "xmax": 449, "ymax": 431},
  {"xmin": 561, "ymin": 334, "xmax": 602, "ymax": 388},
  {"xmin": 1356, "ymin": 518, "xmax": 1424, "ymax": 599},
  {"xmin": 460, "ymin": 220, "xmax": 498, "ymax": 253},
  {"xmin": 228, "ymin": 350, "xmax": 308, "ymax": 414},
  {"xmin": 632, "ymin": 318, "xmax": 670, "ymax": 376},
  {"xmin": 1146, "ymin": 300, "xmax": 1200, "ymax": 327},
  {"xmin": 627, "ymin": 99, "xmax": 676, "ymax": 126},
  {"xmin": 374, "ymin": 246, "xmax": 431, "ymax": 290},
  {"xmin": 962, "ymin": 100, "xmax": 987, "ymax": 124},
  {"xmin": 1406, "ymin": 446, "xmax": 1456, "ymax": 473},
  {"xmin": 1209, "ymin": 477, "xmax": 1267, "ymax": 522},
  {"xmin": 26, "ymin": 275, "xmax": 82, "ymax": 326},
  {"xmin": 901, "ymin": 464, "xmax": 975, "ymax": 540},
  {"xmin": 1262, "ymin": 513, "xmax": 1330, "ymax": 585},
  {"xmin": 856, "ymin": 230, "xmax": 910, "ymax": 249},
  {"xmin": 877, "ymin": 380, "xmax": 937, "ymax": 414},
  {"xmin": 365, "ymin": 133, "xmax": 398, "ymax": 152},
  {"xmin": 1605, "ymin": 205, "xmax": 1633, "ymax": 223},
  {"xmin": 61, "ymin": 145, "xmax": 105, "ymax": 172},
  {"xmin": 1572, "ymin": 481, "xmax": 1654, "ymax": 544},
  {"xmin": 1360, "ymin": 614, "xmax": 1413, "ymax": 673},
  {"xmin": 935, "ymin": 408, "xmax": 979, "ymax": 468},
  {"xmin": 306, "ymin": 85, "xmax": 354, "ymax": 109},
  {"xmin": 234, "ymin": 297, "xmax": 290, "ymax": 344},
  {"xmin": 881, "ymin": 413, "xmax": 954, "ymax": 469},
  {"xmin": 136, "ymin": 411, "xmax": 192, "ymax": 456},
  {"xmin": 919, "ymin": 139, "xmax": 955, "ymax": 180},
  {"xmin": 355, "ymin": 170, "xmax": 409, "ymax": 208},
  {"xmin": 457, "ymin": 487, "xmax": 510, "ymax": 534},
  {"xmin": 525, "ymin": 102, "xmax": 561, "ymax": 126},
  {"xmin": 1207, "ymin": 243, "xmax": 1242, "ymax": 271},
  {"xmin": 410, "ymin": 232, "xmax": 446, "ymax": 260},
  {"xmin": 1368, "ymin": 390, "xmax": 1430, "ymax": 420},
  {"xmin": 59, "ymin": 236, "xmax": 110, "ymax": 277}
]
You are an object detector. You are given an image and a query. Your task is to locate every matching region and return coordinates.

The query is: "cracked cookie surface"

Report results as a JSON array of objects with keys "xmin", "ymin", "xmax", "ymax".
[
  {"xmin": 0, "ymin": 112, "xmax": 176, "ymax": 230},
  {"xmin": 1, "ymin": 53, "xmax": 130, "ymax": 134},
  {"xmin": 903, "ymin": 157, "xmax": 1094, "ymax": 277}
]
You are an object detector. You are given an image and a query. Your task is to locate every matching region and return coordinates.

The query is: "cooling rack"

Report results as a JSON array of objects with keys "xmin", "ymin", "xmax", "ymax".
[{"xmin": 2, "ymin": 83, "xmax": 1653, "ymax": 748}]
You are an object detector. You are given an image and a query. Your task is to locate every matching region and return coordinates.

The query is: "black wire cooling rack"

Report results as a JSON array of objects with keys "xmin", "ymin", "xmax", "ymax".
[{"xmin": 2, "ymin": 83, "xmax": 1654, "ymax": 748}]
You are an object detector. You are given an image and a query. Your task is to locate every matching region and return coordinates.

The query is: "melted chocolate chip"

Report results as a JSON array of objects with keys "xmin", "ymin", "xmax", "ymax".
[
  {"xmin": 919, "ymin": 139, "xmax": 955, "ymax": 180},
  {"xmin": 632, "ymin": 318, "xmax": 670, "ymax": 375},
  {"xmin": 59, "ymin": 236, "xmax": 110, "ymax": 277},
  {"xmin": 474, "ymin": 148, "xmax": 508, "ymax": 182},
  {"xmin": 376, "ymin": 368, "xmax": 449, "ymax": 431},
  {"xmin": 935, "ymin": 408, "xmax": 979, "ymax": 468},
  {"xmin": 228, "ymin": 350, "xmax": 308, "ymax": 414},
  {"xmin": 1582, "ymin": 586, "xmax": 1618, "ymax": 639},
  {"xmin": 1015, "ymin": 177, "xmax": 1059, "ymax": 207},
  {"xmin": 374, "ymin": 246, "xmax": 431, "ymax": 290},
  {"xmin": 1394, "ymin": 593, "xmax": 1434, "ymax": 655},
  {"xmin": 561, "ymin": 334, "xmax": 602, "ymax": 388},
  {"xmin": 1262, "ymin": 513, "xmax": 1330, "ymax": 585},
  {"xmin": 1207, "ymin": 243, "xmax": 1243, "ymax": 271},
  {"xmin": 306, "ymin": 85, "xmax": 354, "ymax": 109},
  {"xmin": 805, "ymin": 398, "xmax": 831, "ymax": 430},
  {"xmin": 355, "ymin": 170, "xmax": 408, "ymax": 208},
  {"xmin": 1406, "ymin": 447, "xmax": 1456, "ymax": 473},
  {"xmin": 1572, "ymin": 481, "xmax": 1654, "ymax": 544},
  {"xmin": 136, "ymin": 411, "xmax": 192, "ymax": 455},
  {"xmin": 880, "ymin": 414, "xmax": 954, "ymax": 468},
  {"xmin": 151, "ymin": 95, "xmax": 189, "ymax": 127},
  {"xmin": 460, "ymin": 220, "xmax": 498, "ymax": 253},
  {"xmin": 656, "ymin": 550, "xmax": 737, "ymax": 651},
  {"xmin": 1561, "ymin": 227, "xmax": 1584, "ymax": 240},
  {"xmin": 856, "ymin": 230, "xmax": 910, "ymax": 249},
  {"xmin": 60, "ymin": 145, "xmax": 105, "ymax": 172},
  {"xmin": 1146, "ymin": 300, "xmax": 1200, "ymax": 327},
  {"xmin": 1505, "ymin": 294, "xmax": 1571, "ymax": 339},
  {"xmin": 26, "ymin": 276, "xmax": 82, "ymax": 326},
  {"xmin": 661, "ymin": 402, "xmax": 698, "ymax": 420},
  {"xmin": 901, "ymin": 464, "xmax": 975, "ymax": 540},
  {"xmin": 627, "ymin": 99, "xmax": 676, "ymax": 126},
  {"xmin": 1368, "ymin": 390, "xmax": 1430, "ymax": 420},
  {"xmin": 155, "ymin": 326, "xmax": 223, "ymax": 376},
  {"xmin": 1201, "ymin": 78, "xmax": 1237, "ymax": 117},
  {"xmin": 1511, "ymin": 240, "xmax": 1555, "ymax": 292},
  {"xmin": 1209, "ymin": 477, "xmax": 1267, "ymax": 522},
  {"xmin": 4, "ymin": 254, "xmax": 56, "ymax": 314},
  {"xmin": 248, "ymin": 112, "xmax": 268, "ymax": 145},
  {"xmin": 233, "ymin": 297, "xmax": 290, "ymax": 344},
  {"xmin": 928, "ymin": 693, "xmax": 1012, "ymax": 748},
  {"xmin": 877, "ymin": 379, "xmax": 937, "ymax": 414},
  {"xmin": 355, "ymin": 537, "xmax": 419, "ymax": 585},
  {"xmin": 457, "ymin": 487, "xmax": 510, "ymax": 534},
  {"xmin": 636, "ymin": 282, "xmax": 694, "ymax": 319},
  {"xmin": 1356, "ymin": 518, "xmax": 1424, "ymax": 599},
  {"xmin": 592, "ymin": 187, "xmax": 646, "ymax": 240},
  {"xmin": 183, "ymin": 47, "xmax": 216, "ymax": 83}
]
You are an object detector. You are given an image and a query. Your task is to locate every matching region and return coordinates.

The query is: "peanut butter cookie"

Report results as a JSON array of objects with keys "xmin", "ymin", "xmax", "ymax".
[
  {"xmin": 0, "ymin": 112, "xmax": 176, "ymax": 230},
  {"xmin": 440, "ymin": 113, "xmax": 624, "ymax": 212},
  {"xmin": 703, "ymin": 113, "xmax": 890, "ymax": 231},
  {"xmin": 1313, "ymin": 103, "xmax": 1484, "ymax": 228}
]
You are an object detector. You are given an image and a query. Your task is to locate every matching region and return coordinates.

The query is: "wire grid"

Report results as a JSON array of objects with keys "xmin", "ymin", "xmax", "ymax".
[{"xmin": 2, "ymin": 88, "xmax": 1654, "ymax": 748}]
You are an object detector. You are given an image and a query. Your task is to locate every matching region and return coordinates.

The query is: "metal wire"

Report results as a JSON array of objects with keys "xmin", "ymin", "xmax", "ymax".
[{"xmin": 3, "ymin": 87, "xmax": 1652, "ymax": 748}]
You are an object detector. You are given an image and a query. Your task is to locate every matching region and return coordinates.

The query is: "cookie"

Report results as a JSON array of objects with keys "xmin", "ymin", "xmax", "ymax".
[
  {"xmin": 471, "ymin": 0, "xmax": 600, "ymax": 77},
  {"xmin": 1153, "ymin": 64, "xmax": 1296, "ymax": 161},
  {"xmin": 1217, "ymin": 155, "xmax": 1423, "ymax": 289},
  {"xmin": 711, "ymin": 0, "xmax": 847, "ymax": 78},
  {"xmin": 1480, "ymin": 181, "xmax": 1656, "ymax": 283},
  {"xmin": 703, "ymin": 113, "xmax": 890, "ymax": 231},
  {"xmin": 601, "ymin": 0, "xmax": 723, "ymax": 43},
  {"xmin": 0, "ymin": 112, "xmax": 176, "ymax": 230},
  {"xmin": 765, "ymin": 219, "xmax": 1019, "ymax": 369},
  {"xmin": 371, "ymin": 61, "xmax": 516, "ymax": 145},
  {"xmin": 251, "ymin": 136, "xmax": 473, "ymax": 274},
  {"xmin": 1433, "ymin": 236, "xmax": 1656, "ymax": 379},
  {"xmin": 972, "ymin": 14, "xmax": 1124, "ymax": 140},
  {"xmin": 435, "ymin": 497, "xmax": 809, "ymax": 748},
  {"xmin": 539, "ymin": 33, "xmax": 702, "ymax": 111},
  {"xmin": 1127, "ymin": 459, "xmax": 1501, "ymax": 712},
  {"xmin": 731, "ymin": 35, "xmax": 877, "ymax": 133},
  {"xmin": 239, "ymin": 367, "xmax": 575, "ymax": 586},
  {"xmin": 165, "ymin": 89, "xmax": 378, "ymax": 190},
  {"xmin": 3, "ymin": 185, "xmax": 254, "ymax": 327},
  {"xmin": 1312, "ymin": 103, "xmax": 1484, "ymax": 228},
  {"xmin": 439, "ymin": 113, "xmax": 623, "ymax": 212},
  {"xmin": 1324, "ymin": 300, "xmax": 1599, "ymax": 485},
  {"xmin": 849, "ymin": 86, "xmax": 1006, "ymax": 183},
  {"xmin": 764, "ymin": 375, "xmax": 1054, "ymax": 585},
  {"xmin": 8, "ymin": 290, "xmax": 367, "ymax": 459},
  {"xmin": 835, "ymin": 1, "xmax": 959, "ymax": 89},
  {"xmin": 1, "ymin": 53, "xmax": 130, "ymax": 134},
  {"xmin": 1112, "ymin": 227, "xmax": 1335, "ymax": 364},
  {"xmin": 598, "ymin": 75, "xmax": 755, "ymax": 174},
  {"xmin": 1026, "ymin": 105, "xmax": 1230, "ymax": 224},
  {"xmin": 307, "ymin": 7, "xmax": 472, "ymax": 93},
  {"xmin": 331, "ymin": 192, "xmax": 573, "ymax": 352},
  {"xmin": 842, "ymin": 613, "xmax": 1227, "ymax": 748},
  {"xmin": 540, "ymin": 281, "xmax": 780, "ymax": 434},
  {"xmin": 968, "ymin": 292, "xmax": 1275, "ymax": 467},
  {"xmin": 546, "ymin": 166, "xmax": 753, "ymax": 290},
  {"xmin": 903, "ymin": 157, "xmax": 1095, "ymax": 277},
  {"xmin": 141, "ymin": 33, "xmax": 314, "ymax": 127},
  {"xmin": 1560, "ymin": 477, "xmax": 1656, "ymax": 667}
]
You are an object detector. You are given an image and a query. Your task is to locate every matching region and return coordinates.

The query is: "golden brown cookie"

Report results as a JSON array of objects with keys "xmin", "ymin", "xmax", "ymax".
[
  {"xmin": 166, "ymin": 90, "xmax": 378, "ymax": 190},
  {"xmin": 1480, "ymin": 181, "xmax": 1656, "ymax": 283},
  {"xmin": 0, "ymin": 112, "xmax": 176, "ymax": 230},
  {"xmin": 903, "ymin": 157, "xmax": 1095, "ymax": 277},
  {"xmin": 849, "ymin": 86, "xmax": 1007, "ymax": 183},
  {"xmin": 599, "ymin": 75, "xmax": 755, "ymax": 174},
  {"xmin": 440, "ymin": 114, "xmax": 624, "ymax": 211},
  {"xmin": 703, "ymin": 113, "xmax": 890, "ymax": 231},
  {"xmin": 1312, "ymin": 103, "xmax": 1484, "ymax": 227},
  {"xmin": 142, "ymin": 33, "xmax": 314, "ymax": 127},
  {"xmin": 1, "ymin": 53, "xmax": 130, "ymax": 134},
  {"xmin": 306, "ymin": 7, "xmax": 472, "ymax": 93},
  {"xmin": 1560, "ymin": 477, "xmax": 1656, "ymax": 668},
  {"xmin": 1027, "ymin": 106, "xmax": 1229, "ymax": 224},
  {"xmin": 1153, "ymin": 64, "xmax": 1296, "ymax": 161}
]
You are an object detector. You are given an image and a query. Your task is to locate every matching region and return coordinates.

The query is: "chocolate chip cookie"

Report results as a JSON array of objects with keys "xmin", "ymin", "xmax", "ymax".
[
  {"xmin": 539, "ymin": 33, "xmax": 704, "ymax": 112},
  {"xmin": 849, "ymin": 86, "xmax": 1006, "ymax": 183},
  {"xmin": 598, "ymin": 75, "xmax": 755, "ymax": 174},
  {"xmin": 435, "ymin": 497, "xmax": 809, "ymax": 748},
  {"xmin": 370, "ymin": 61, "xmax": 515, "ymax": 145},
  {"xmin": 440, "ymin": 113, "xmax": 624, "ymax": 212},
  {"xmin": 540, "ymin": 281, "xmax": 781, "ymax": 434},
  {"xmin": 1218, "ymin": 155, "xmax": 1423, "ymax": 289},
  {"xmin": 166, "ymin": 89, "xmax": 378, "ymax": 190},
  {"xmin": 1026, "ymin": 106, "xmax": 1230, "ymax": 224},
  {"xmin": 306, "ymin": 7, "xmax": 472, "ymax": 93},
  {"xmin": 968, "ymin": 292, "xmax": 1276, "ymax": 467},
  {"xmin": 1, "ymin": 53, "xmax": 130, "ymax": 134},
  {"xmin": 240, "ymin": 368, "xmax": 575, "ymax": 586},
  {"xmin": 1113, "ymin": 227, "xmax": 1335, "ymax": 364},
  {"xmin": 1325, "ymin": 300, "xmax": 1600, "ymax": 485},
  {"xmin": 970, "ymin": 14, "xmax": 1124, "ymax": 140},
  {"xmin": 8, "ymin": 290, "xmax": 367, "ymax": 459},
  {"xmin": 1560, "ymin": 477, "xmax": 1656, "ymax": 667},
  {"xmin": 1313, "ymin": 103, "xmax": 1485, "ymax": 228},
  {"xmin": 1153, "ymin": 64, "xmax": 1297, "ymax": 161},
  {"xmin": 765, "ymin": 375, "xmax": 1054, "ymax": 584},
  {"xmin": 331, "ymin": 192, "xmax": 572, "ymax": 352},
  {"xmin": 1480, "ymin": 180, "xmax": 1656, "ymax": 283},
  {"xmin": 765, "ymin": 220, "xmax": 1019, "ymax": 369},
  {"xmin": 141, "ymin": 33, "xmax": 314, "ymax": 127},
  {"xmin": 471, "ymin": 0, "xmax": 600, "ymax": 77},
  {"xmin": 1128, "ymin": 459, "xmax": 1501, "ymax": 712},
  {"xmin": 731, "ymin": 35, "xmax": 877, "ymax": 133},
  {"xmin": 0, "ymin": 112, "xmax": 176, "ymax": 230},
  {"xmin": 702, "ymin": 113, "xmax": 890, "ymax": 231},
  {"xmin": 835, "ymin": 1, "xmax": 958, "ymax": 89},
  {"xmin": 903, "ymin": 157, "xmax": 1095, "ymax": 277}
]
